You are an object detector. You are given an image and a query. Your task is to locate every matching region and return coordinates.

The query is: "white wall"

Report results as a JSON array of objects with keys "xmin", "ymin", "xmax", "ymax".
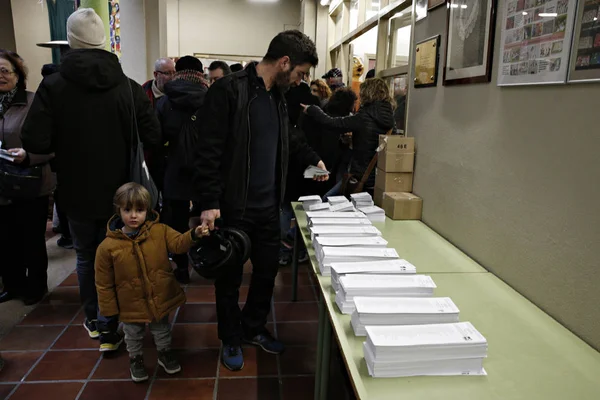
[
  {"xmin": 119, "ymin": 0, "xmax": 148, "ymax": 83},
  {"xmin": 10, "ymin": 0, "xmax": 52, "ymax": 90},
  {"xmin": 167, "ymin": 0, "xmax": 302, "ymax": 58}
]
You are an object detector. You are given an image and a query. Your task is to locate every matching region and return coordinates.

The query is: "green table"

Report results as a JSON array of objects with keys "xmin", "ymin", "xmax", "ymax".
[{"xmin": 291, "ymin": 204, "xmax": 600, "ymax": 400}]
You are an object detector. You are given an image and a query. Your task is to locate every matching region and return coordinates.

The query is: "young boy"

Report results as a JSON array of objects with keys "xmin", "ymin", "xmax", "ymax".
[{"xmin": 95, "ymin": 182, "xmax": 208, "ymax": 382}]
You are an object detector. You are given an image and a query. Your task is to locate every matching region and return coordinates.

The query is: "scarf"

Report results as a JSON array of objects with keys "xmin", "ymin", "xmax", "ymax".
[
  {"xmin": 0, "ymin": 87, "xmax": 18, "ymax": 118},
  {"xmin": 173, "ymin": 70, "xmax": 209, "ymax": 88}
]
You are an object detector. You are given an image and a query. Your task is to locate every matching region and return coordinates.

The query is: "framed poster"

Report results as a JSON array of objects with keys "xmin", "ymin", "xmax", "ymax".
[
  {"xmin": 109, "ymin": 0, "xmax": 121, "ymax": 59},
  {"xmin": 443, "ymin": 0, "xmax": 497, "ymax": 85},
  {"xmin": 429, "ymin": 0, "xmax": 446, "ymax": 10},
  {"xmin": 497, "ymin": 0, "xmax": 578, "ymax": 86},
  {"xmin": 416, "ymin": 0, "xmax": 429, "ymax": 21},
  {"xmin": 414, "ymin": 35, "xmax": 441, "ymax": 87},
  {"xmin": 568, "ymin": 0, "xmax": 600, "ymax": 83}
]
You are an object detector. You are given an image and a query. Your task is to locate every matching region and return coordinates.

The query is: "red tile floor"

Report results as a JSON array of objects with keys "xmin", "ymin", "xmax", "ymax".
[{"xmin": 0, "ymin": 263, "xmax": 327, "ymax": 400}]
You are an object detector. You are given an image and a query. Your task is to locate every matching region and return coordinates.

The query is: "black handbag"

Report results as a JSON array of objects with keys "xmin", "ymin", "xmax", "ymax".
[
  {"xmin": 0, "ymin": 158, "xmax": 43, "ymax": 199},
  {"xmin": 127, "ymin": 80, "xmax": 159, "ymax": 208}
]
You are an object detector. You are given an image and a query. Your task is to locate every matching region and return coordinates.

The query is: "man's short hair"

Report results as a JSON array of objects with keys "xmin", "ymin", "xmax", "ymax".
[
  {"xmin": 264, "ymin": 30, "xmax": 318, "ymax": 68},
  {"xmin": 175, "ymin": 56, "xmax": 204, "ymax": 72},
  {"xmin": 208, "ymin": 61, "xmax": 232, "ymax": 76},
  {"xmin": 230, "ymin": 63, "xmax": 244, "ymax": 73}
]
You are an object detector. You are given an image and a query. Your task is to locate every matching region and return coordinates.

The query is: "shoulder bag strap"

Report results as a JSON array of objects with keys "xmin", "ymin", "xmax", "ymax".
[
  {"xmin": 357, "ymin": 152, "xmax": 379, "ymax": 190},
  {"xmin": 126, "ymin": 79, "xmax": 141, "ymax": 151}
]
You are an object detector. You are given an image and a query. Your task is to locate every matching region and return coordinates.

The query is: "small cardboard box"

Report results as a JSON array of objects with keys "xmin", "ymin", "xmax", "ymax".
[
  {"xmin": 379, "ymin": 135, "xmax": 415, "ymax": 154},
  {"xmin": 378, "ymin": 151, "xmax": 415, "ymax": 172},
  {"xmin": 383, "ymin": 192, "xmax": 423, "ymax": 220},
  {"xmin": 374, "ymin": 187, "xmax": 386, "ymax": 207},
  {"xmin": 375, "ymin": 169, "xmax": 413, "ymax": 192}
]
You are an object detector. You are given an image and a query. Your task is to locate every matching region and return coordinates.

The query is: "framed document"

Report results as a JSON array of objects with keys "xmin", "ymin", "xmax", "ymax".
[
  {"xmin": 429, "ymin": 0, "xmax": 446, "ymax": 10},
  {"xmin": 414, "ymin": 35, "xmax": 441, "ymax": 87},
  {"xmin": 568, "ymin": 0, "xmax": 600, "ymax": 83},
  {"xmin": 443, "ymin": 0, "xmax": 498, "ymax": 86},
  {"xmin": 497, "ymin": 0, "xmax": 578, "ymax": 86}
]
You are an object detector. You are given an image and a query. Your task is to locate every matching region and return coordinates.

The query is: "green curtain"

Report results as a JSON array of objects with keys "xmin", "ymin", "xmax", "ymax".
[{"xmin": 47, "ymin": 0, "xmax": 76, "ymax": 64}]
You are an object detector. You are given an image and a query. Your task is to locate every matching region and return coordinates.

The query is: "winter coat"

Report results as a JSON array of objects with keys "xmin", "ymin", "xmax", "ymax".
[
  {"xmin": 156, "ymin": 79, "xmax": 208, "ymax": 201},
  {"xmin": 0, "ymin": 88, "xmax": 55, "ymax": 203},
  {"xmin": 95, "ymin": 212, "xmax": 193, "ymax": 323},
  {"xmin": 306, "ymin": 100, "xmax": 394, "ymax": 188},
  {"xmin": 20, "ymin": 49, "xmax": 161, "ymax": 221}
]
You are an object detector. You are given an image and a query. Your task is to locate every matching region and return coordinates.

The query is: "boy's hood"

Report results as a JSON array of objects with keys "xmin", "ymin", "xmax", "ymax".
[{"xmin": 106, "ymin": 211, "xmax": 160, "ymax": 240}]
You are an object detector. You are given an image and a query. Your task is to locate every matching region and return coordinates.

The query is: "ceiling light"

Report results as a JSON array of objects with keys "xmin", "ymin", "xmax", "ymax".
[
  {"xmin": 321, "ymin": 0, "xmax": 331, "ymax": 5},
  {"xmin": 538, "ymin": 13, "xmax": 558, "ymax": 17},
  {"xmin": 460, "ymin": 4, "xmax": 467, "ymax": 8},
  {"xmin": 522, "ymin": 11, "xmax": 527, "ymax": 15}
]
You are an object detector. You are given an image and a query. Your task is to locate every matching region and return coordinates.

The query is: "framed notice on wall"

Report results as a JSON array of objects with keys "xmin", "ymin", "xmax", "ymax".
[
  {"xmin": 497, "ymin": 0, "xmax": 578, "ymax": 86},
  {"xmin": 568, "ymin": 0, "xmax": 600, "ymax": 83},
  {"xmin": 414, "ymin": 35, "xmax": 440, "ymax": 87}
]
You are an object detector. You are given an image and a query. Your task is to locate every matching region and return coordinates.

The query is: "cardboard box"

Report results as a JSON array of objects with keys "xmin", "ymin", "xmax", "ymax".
[
  {"xmin": 382, "ymin": 192, "xmax": 423, "ymax": 220},
  {"xmin": 375, "ymin": 169, "xmax": 413, "ymax": 192},
  {"xmin": 379, "ymin": 135, "xmax": 415, "ymax": 154},
  {"xmin": 378, "ymin": 151, "xmax": 415, "ymax": 172},
  {"xmin": 374, "ymin": 187, "xmax": 385, "ymax": 207}
]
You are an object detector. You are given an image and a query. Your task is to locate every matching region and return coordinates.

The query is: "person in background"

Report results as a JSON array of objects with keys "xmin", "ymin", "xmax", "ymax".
[
  {"xmin": 0, "ymin": 50, "xmax": 55, "ymax": 305},
  {"xmin": 142, "ymin": 57, "xmax": 176, "ymax": 109},
  {"xmin": 207, "ymin": 61, "xmax": 231, "ymax": 84},
  {"xmin": 157, "ymin": 55, "xmax": 209, "ymax": 284},
  {"xmin": 95, "ymin": 183, "xmax": 209, "ymax": 383},
  {"xmin": 365, "ymin": 69, "xmax": 376, "ymax": 79},
  {"xmin": 309, "ymin": 79, "xmax": 332, "ymax": 108},
  {"xmin": 322, "ymin": 67, "xmax": 345, "ymax": 91},
  {"xmin": 301, "ymin": 78, "xmax": 395, "ymax": 199},
  {"xmin": 230, "ymin": 63, "xmax": 244, "ymax": 73},
  {"xmin": 193, "ymin": 30, "xmax": 326, "ymax": 371},
  {"xmin": 21, "ymin": 8, "xmax": 161, "ymax": 351}
]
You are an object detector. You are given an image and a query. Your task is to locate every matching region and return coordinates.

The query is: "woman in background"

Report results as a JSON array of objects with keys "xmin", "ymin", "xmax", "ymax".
[{"xmin": 310, "ymin": 79, "xmax": 332, "ymax": 108}]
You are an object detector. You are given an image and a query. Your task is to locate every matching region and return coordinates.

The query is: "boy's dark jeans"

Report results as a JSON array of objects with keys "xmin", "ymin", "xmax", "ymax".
[
  {"xmin": 68, "ymin": 218, "xmax": 119, "ymax": 333},
  {"xmin": 216, "ymin": 206, "xmax": 280, "ymax": 345}
]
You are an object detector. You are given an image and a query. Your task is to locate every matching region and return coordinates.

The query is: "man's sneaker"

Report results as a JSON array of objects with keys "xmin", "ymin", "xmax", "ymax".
[
  {"xmin": 129, "ymin": 355, "xmax": 149, "ymax": 383},
  {"xmin": 57, "ymin": 236, "xmax": 74, "ymax": 249},
  {"xmin": 298, "ymin": 249, "xmax": 309, "ymax": 263},
  {"xmin": 221, "ymin": 344, "xmax": 244, "ymax": 371},
  {"xmin": 99, "ymin": 331, "xmax": 123, "ymax": 352},
  {"xmin": 243, "ymin": 331, "xmax": 285, "ymax": 355},
  {"xmin": 83, "ymin": 319, "xmax": 100, "ymax": 339},
  {"xmin": 174, "ymin": 268, "xmax": 190, "ymax": 284},
  {"xmin": 158, "ymin": 350, "xmax": 182, "ymax": 374},
  {"xmin": 278, "ymin": 251, "xmax": 291, "ymax": 266}
]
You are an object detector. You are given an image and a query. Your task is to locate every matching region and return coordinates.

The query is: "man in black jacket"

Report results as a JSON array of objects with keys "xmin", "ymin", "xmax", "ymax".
[
  {"xmin": 21, "ymin": 8, "xmax": 161, "ymax": 352},
  {"xmin": 194, "ymin": 30, "xmax": 326, "ymax": 371}
]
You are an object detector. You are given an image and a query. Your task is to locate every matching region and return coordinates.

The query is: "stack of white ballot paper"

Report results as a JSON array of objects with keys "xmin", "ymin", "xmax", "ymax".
[
  {"xmin": 336, "ymin": 275, "xmax": 436, "ymax": 314},
  {"xmin": 312, "ymin": 236, "xmax": 388, "ymax": 258},
  {"xmin": 351, "ymin": 192, "xmax": 374, "ymax": 208},
  {"xmin": 363, "ymin": 322, "xmax": 488, "ymax": 377},
  {"xmin": 309, "ymin": 218, "xmax": 372, "ymax": 227},
  {"xmin": 306, "ymin": 211, "xmax": 364, "ymax": 222},
  {"xmin": 307, "ymin": 203, "xmax": 330, "ymax": 212},
  {"xmin": 359, "ymin": 206, "xmax": 386, "ymax": 222},
  {"xmin": 330, "ymin": 259, "xmax": 416, "ymax": 292},
  {"xmin": 328, "ymin": 196, "xmax": 349, "ymax": 205},
  {"xmin": 309, "ymin": 225, "xmax": 382, "ymax": 241},
  {"xmin": 330, "ymin": 202, "xmax": 356, "ymax": 212},
  {"xmin": 298, "ymin": 195, "xmax": 322, "ymax": 210},
  {"xmin": 350, "ymin": 297, "xmax": 460, "ymax": 336},
  {"xmin": 303, "ymin": 165, "xmax": 330, "ymax": 179},
  {"xmin": 317, "ymin": 247, "xmax": 399, "ymax": 276}
]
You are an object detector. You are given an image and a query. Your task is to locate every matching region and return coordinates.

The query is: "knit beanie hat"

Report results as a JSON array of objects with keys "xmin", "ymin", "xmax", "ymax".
[{"xmin": 67, "ymin": 8, "xmax": 106, "ymax": 50}]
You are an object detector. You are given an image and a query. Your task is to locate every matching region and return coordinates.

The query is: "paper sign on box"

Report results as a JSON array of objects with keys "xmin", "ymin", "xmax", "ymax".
[{"xmin": 378, "ymin": 136, "xmax": 415, "ymax": 154}]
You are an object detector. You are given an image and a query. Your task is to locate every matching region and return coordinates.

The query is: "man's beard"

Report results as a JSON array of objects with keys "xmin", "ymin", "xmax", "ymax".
[{"xmin": 274, "ymin": 69, "xmax": 292, "ymax": 90}]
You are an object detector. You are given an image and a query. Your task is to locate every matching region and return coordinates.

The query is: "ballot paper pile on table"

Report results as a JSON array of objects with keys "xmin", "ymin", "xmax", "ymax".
[
  {"xmin": 304, "ymin": 165, "xmax": 330, "ymax": 179},
  {"xmin": 328, "ymin": 196, "xmax": 350, "ymax": 205},
  {"xmin": 351, "ymin": 192, "xmax": 374, "ymax": 208},
  {"xmin": 317, "ymin": 247, "xmax": 399, "ymax": 276},
  {"xmin": 330, "ymin": 202, "xmax": 356, "ymax": 212},
  {"xmin": 351, "ymin": 297, "xmax": 460, "ymax": 336},
  {"xmin": 359, "ymin": 206, "xmax": 386, "ymax": 222},
  {"xmin": 330, "ymin": 259, "xmax": 416, "ymax": 292},
  {"xmin": 335, "ymin": 274, "xmax": 436, "ymax": 314},
  {"xmin": 363, "ymin": 322, "xmax": 488, "ymax": 377},
  {"xmin": 299, "ymin": 195, "xmax": 322, "ymax": 211},
  {"xmin": 313, "ymin": 236, "xmax": 388, "ymax": 259},
  {"xmin": 306, "ymin": 211, "xmax": 365, "ymax": 222},
  {"xmin": 309, "ymin": 225, "xmax": 382, "ymax": 241},
  {"xmin": 307, "ymin": 202, "xmax": 330, "ymax": 212},
  {"xmin": 310, "ymin": 218, "xmax": 372, "ymax": 227}
]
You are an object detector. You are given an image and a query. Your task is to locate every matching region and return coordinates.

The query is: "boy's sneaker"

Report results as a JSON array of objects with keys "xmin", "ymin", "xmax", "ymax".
[
  {"xmin": 83, "ymin": 319, "xmax": 100, "ymax": 339},
  {"xmin": 99, "ymin": 331, "xmax": 123, "ymax": 352},
  {"xmin": 158, "ymin": 350, "xmax": 181, "ymax": 374},
  {"xmin": 221, "ymin": 344, "xmax": 244, "ymax": 371},
  {"xmin": 129, "ymin": 355, "xmax": 149, "ymax": 383},
  {"xmin": 243, "ymin": 331, "xmax": 285, "ymax": 355}
]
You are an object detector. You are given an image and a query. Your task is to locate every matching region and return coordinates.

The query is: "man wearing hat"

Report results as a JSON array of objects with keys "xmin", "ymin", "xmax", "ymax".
[
  {"xmin": 21, "ymin": 8, "xmax": 161, "ymax": 352},
  {"xmin": 322, "ymin": 67, "xmax": 345, "ymax": 91}
]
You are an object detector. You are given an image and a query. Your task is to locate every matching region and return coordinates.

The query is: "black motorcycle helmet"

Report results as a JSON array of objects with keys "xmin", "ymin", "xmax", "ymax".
[{"xmin": 188, "ymin": 226, "xmax": 251, "ymax": 280}]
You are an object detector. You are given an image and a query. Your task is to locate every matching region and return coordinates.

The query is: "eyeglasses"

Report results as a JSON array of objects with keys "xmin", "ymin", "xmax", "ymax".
[{"xmin": 0, "ymin": 68, "xmax": 16, "ymax": 77}]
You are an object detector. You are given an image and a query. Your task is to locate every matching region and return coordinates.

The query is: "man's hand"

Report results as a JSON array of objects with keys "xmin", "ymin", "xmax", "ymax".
[
  {"xmin": 8, "ymin": 148, "xmax": 26, "ymax": 164},
  {"xmin": 201, "ymin": 209, "xmax": 221, "ymax": 231},
  {"xmin": 300, "ymin": 104, "xmax": 310, "ymax": 114},
  {"xmin": 314, "ymin": 160, "xmax": 329, "ymax": 182}
]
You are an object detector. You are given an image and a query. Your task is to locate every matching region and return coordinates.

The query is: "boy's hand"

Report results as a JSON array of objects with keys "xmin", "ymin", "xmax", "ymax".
[{"xmin": 194, "ymin": 224, "xmax": 210, "ymax": 238}]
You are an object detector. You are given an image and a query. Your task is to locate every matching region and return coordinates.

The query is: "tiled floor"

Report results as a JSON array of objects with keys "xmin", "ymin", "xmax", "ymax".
[{"xmin": 0, "ymin": 264, "xmax": 323, "ymax": 400}]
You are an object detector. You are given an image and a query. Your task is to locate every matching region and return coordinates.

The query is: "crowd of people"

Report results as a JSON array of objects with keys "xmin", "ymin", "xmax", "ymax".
[{"xmin": 0, "ymin": 7, "xmax": 399, "ymax": 380}]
